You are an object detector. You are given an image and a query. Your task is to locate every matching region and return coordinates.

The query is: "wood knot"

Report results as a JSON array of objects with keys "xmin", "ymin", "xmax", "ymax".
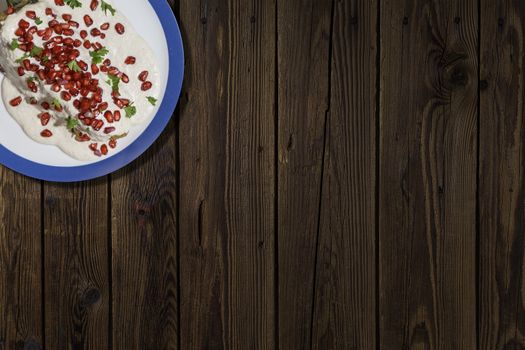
[
  {"xmin": 444, "ymin": 64, "xmax": 469, "ymax": 88},
  {"xmin": 81, "ymin": 288, "xmax": 101, "ymax": 306}
]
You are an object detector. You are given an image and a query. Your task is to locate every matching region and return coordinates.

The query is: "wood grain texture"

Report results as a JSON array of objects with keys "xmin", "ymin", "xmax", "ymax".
[
  {"xmin": 309, "ymin": 1, "xmax": 377, "ymax": 348},
  {"xmin": 379, "ymin": 0, "xmax": 478, "ymax": 348},
  {"xmin": 111, "ymin": 118, "xmax": 178, "ymax": 350},
  {"xmin": 44, "ymin": 180, "xmax": 109, "ymax": 349},
  {"xmin": 178, "ymin": 0, "xmax": 276, "ymax": 348},
  {"xmin": 276, "ymin": 0, "xmax": 332, "ymax": 348},
  {"xmin": 479, "ymin": 0, "xmax": 525, "ymax": 348},
  {"xmin": 0, "ymin": 170, "xmax": 42, "ymax": 349}
]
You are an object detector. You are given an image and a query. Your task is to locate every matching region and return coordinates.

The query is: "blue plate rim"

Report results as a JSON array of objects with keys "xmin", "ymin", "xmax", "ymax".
[{"xmin": 0, "ymin": 0, "xmax": 184, "ymax": 182}]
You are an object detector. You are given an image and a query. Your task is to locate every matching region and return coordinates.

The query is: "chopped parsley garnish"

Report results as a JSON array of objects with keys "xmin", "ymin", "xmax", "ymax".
[
  {"xmin": 107, "ymin": 74, "xmax": 120, "ymax": 93},
  {"xmin": 67, "ymin": 60, "xmax": 81, "ymax": 72},
  {"xmin": 35, "ymin": 17, "xmax": 42, "ymax": 25},
  {"xmin": 15, "ymin": 53, "xmax": 30, "ymax": 63},
  {"xmin": 41, "ymin": 55, "xmax": 50, "ymax": 63},
  {"xmin": 66, "ymin": 116, "xmax": 78, "ymax": 130},
  {"xmin": 64, "ymin": 0, "xmax": 82, "ymax": 9},
  {"xmin": 26, "ymin": 76, "xmax": 36, "ymax": 83},
  {"xmin": 124, "ymin": 104, "xmax": 136, "ymax": 118},
  {"xmin": 101, "ymin": 0, "xmax": 116, "ymax": 15},
  {"xmin": 9, "ymin": 39, "xmax": 19, "ymax": 51},
  {"xmin": 89, "ymin": 47, "xmax": 109, "ymax": 65},
  {"xmin": 52, "ymin": 98, "xmax": 61, "ymax": 109},
  {"xmin": 30, "ymin": 45, "xmax": 43, "ymax": 57},
  {"xmin": 147, "ymin": 96, "xmax": 157, "ymax": 106}
]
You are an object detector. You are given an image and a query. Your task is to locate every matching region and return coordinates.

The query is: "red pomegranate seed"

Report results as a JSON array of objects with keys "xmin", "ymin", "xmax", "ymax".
[
  {"xmin": 98, "ymin": 102, "xmax": 108, "ymax": 111},
  {"xmin": 74, "ymin": 39, "xmax": 82, "ymax": 47},
  {"xmin": 28, "ymin": 26, "xmax": 37, "ymax": 34},
  {"xmin": 45, "ymin": 8, "xmax": 54, "ymax": 16},
  {"xmin": 93, "ymin": 149, "xmax": 102, "ymax": 157},
  {"xmin": 83, "ymin": 15, "xmax": 93, "ymax": 27},
  {"xmin": 40, "ymin": 129, "xmax": 53, "ymax": 137},
  {"xmin": 100, "ymin": 22, "xmax": 110, "ymax": 30},
  {"xmin": 29, "ymin": 98, "xmax": 38, "ymax": 105},
  {"xmin": 18, "ymin": 19, "xmax": 30, "ymax": 29},
  {"xmin": 9, "ymin": 96, "xmax": 22, "ymax": 106},
  {"xmin": 100, "ymin": 33, "xmax": 106, "ymax": 39},
  {"xmin": 37, "ymin": 28, "xmax": 46, "ymax": 36},
  {"xmin": 6, "ymin": 6, "xmax": 14, "ymax": 15},
  {"xmin": 15, "ymin": 27, "xmax": 25, "ymax": 37},
  {"xmin": 108, "ymin": 67, "xmax": 119, "ymax": 75},
  {"xmin": 115, "ymin": 23, "xmax": 125, "ymax": 34},
  {"xmin": 39, "ymin": 112, "xmax": 51, "ymax": 126},
  {"xmin": 36, "ymin": 70, "xmax": 46, "ymax": 80},
  {"xmin": 61, "ymin": 91, "xmax": 71, "ymax": 101},
  {"xmin": 62, "ymin": 14, "xmax": 72, "ymax": 21},
  {"xmin": 108, "ymin": 139, "xmax": 117, "ymax": 148},
  {"xmin": 41, "ymin": 102, "xmax": 50, "ymax": 109},
  {"xmin": 25, "ymin": 11, "xmax": 36, "ymax": 19},
  {"xmin": 63, "ymin": 29, "xmax": 74, "ymax": 36},
  {"xmin": 121, "ymin": 73, "xmax": 129, "ymax": 83},
  {"xmin": 91, "ymin": 64, "xmax": 99, "ymax": 74},
  {"xmin": 103, "ymin": 58, "xmax": 111, "ymax": 66},
  {"xmin": 83, "ymin": 40, "xmax": 91, "ymax": 49},
  {"xmin": 69, "ymin": 20, "xmax": 79, "ymax": 28},
  {"xmin": 100, "ymin": 144, "xmax": 108, "ymax": 155},
  {"xmin": 63, "ymin": 37, "xmax": 74, "ymax": 45},
  {"xmin": 17, "ymin": 67, "xmax": 25, "ymax": 76},
  {"xmin": 51, "ymin": 83, "xmax": 60, "ymax": 92},
  {"xmin": 113, "ymin": 110, "xmax": 121, "ymax": 121},
  {"xmin": 90, "ymin": 28, "xmax": 101, "ymax": 36},
  {"xmin": 103, "ymin": 110, "xmax": 113, "ymax": 122},
  {"xmin": 80, "ymin": 30, "xmax": 88, "ymax": 39},
  {"xmin": 141, "ymin": 81, "xmax": 152, "ymax": 91},
  {"xmin": 90, "ymin": 0, "xmax": 99, "ymax": 10},
  {"xmin": 104, "ymin": 127, "xmax": 115, "ymax": 134},
  {"xmin": 54, "ymin": 0, "xmax": 65, "ymax": 5},
  {"xmin": 138, "ymin": 70, "xmax": 148, "ymax": 82},
  {"xmin": 48, "ymin": 19, "xmax": 58, "ymax": 26},
  {"xmin": 124, "ymin": 56, "xmax": 136, "ymax": 65},
  {"xmin": 89, "ymin": 143, "xmax": 98, "ymax": 151}
]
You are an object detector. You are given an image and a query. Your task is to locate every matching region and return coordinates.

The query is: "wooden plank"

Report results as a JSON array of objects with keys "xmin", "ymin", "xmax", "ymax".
[
  {"xmin": 0, "ymin": 170, "xmax": 42, "ymax": 349},
  {"xmin": 479, "ymin": 1, "xmax": 525, "ymax": 348},
  {"xmin": 309, "ymin": 0, "xmax": 377, "ymax": 348},
  {"xmin": 379, "ymin": 0, "xmax": 478, "ymax": 348},
  {"xmin": 178, "ymin": 0, "xmax": 276, "ymax": 348},
  {"xmin": 44, "ymin": 179, "xmax": 109, "ymax": 349},
  {"xmin": 276, "ymin": 0, "xmax": 332, "ymax": 347}
]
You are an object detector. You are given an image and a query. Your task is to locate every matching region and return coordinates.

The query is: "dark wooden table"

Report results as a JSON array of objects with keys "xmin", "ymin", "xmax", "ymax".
[{"xmin": 0, "ymin": 0, "xmax": 522, "ymax": 348}]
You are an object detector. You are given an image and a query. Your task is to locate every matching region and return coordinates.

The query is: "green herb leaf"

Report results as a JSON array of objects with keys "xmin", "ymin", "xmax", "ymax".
[
  {"xmin": 66, "ymin": 116, "xmax": 78, "ymax": 130},
  {"xmin": 8, "ymin": 39, "xmax": 19, "ymax": 51},
  {"xmin": 41, "ymin": 55, "xmax": 49, "ymax": 63},
  {"xmin": 111, "ymin": 132, "xmax": 128, "ymax": 140},
  {"xmin": 26, "ymin": 76, "xmax": 36, "ymax": 83},
  {"xmin": 67, "ymin": 60, "xmax": 81, "ymax": 72},
  {"xmin": 107, "ymin": 74, "xmax": 120, "ymax": 93},
  {"xmin": 124, "ymin": 104, "xmax": 136, "ymax": 118},
  {"xmin": 147, "ymin": 96, "xmax": 157, "ymax": 106},
  {"xmin": 34, "ymin": 17, "xmax": 42, "ymax": 25},
  {"xmin": 52, "ymin": 98, "xmax": 61, "ymax": 109},
  {"xmin": 89, "ymin": 47, "xmax": 109, "ymax": 65},
  {"xmin": 30, "ymin": 45, "xmax": 43, "ymax": 57},
  {"xmin": 101, "ymin": 0, "xmax": 116, "ymax": 15},
  {"xmin": 64, "ymin": 0, "xmax": 82, "ymax": 9}
]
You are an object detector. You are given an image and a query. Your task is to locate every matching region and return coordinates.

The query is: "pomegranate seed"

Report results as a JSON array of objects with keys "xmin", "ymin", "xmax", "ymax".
[
  {"xmin": 91, "ymin": 64, "xmax": 99, "ymax": 74},
  {"xmin": 63, "ymin": 37, "xmax": 74, "ymax": 45},
  {"xmin": 18, "ymin": 19, "xmax": 30, "ymax": 29},
  {"xmin": 115, "ymin": 23, "xmax": 125, "ymax": 34},
  {"xmin": 24, "ymin": 32, "xmax": 33, "ymax": 41},
  {"xmin": 54, "ymin": 0, "xmax": 65, "ymax": 5},
  {"xmin": 15, "ymin": 27, "xmax": 24, "ymax": 36},
  {"xmin": 9, "ymin": 96, "xmax": 22, "ymax": 106},
  {"xmin": 40, "ymin": 129, "xmax": 53, "ymax": 137},
  {"xmin": 100, "ymin": 144, "xmax": 108, "ymax": 155},
  {"xmin": 100, "ymin": 22, "xmax": 110, "ymax": 30},
  {"xmin": 90, "ymin": 0, "xmax": 99, "ymax": 10},
  {"xmin": 94, "ymin": 149, "xmax": 102, "ymax": 157},
  {"xmin": 80, "ymin": 30, "xmax": 88, "ymax": 39},
  {"xmin": 36, "ymin": 70, "xmax": 45, "ymax": 80},
  {"xmin": 69, "ymin": 20, "xmax": 79, "ymax": 28},
  {"xmin": 51, "ymin": 83, "xmax": 60, "ymax": 92},
  {"xmin": 103, "ymin": 110, "xmax": 113, "ymax": 122},
  {"xmin": 17, "ymin": 67, "xmax": 25, "ymax": 76},
  {"xmin": 90, "ymin": 28, "xmax": 101, "ymax": 36},
  {"xmin": 104, "ymin": 127, "xmax": 115, "ymax": 134},
  {"xmin": 62, "ymin": 14, "xmax": 72, "ymax": 21},
  {"xmin": 114, "ymin": 110, "xmax": 121, "ymax": 121},
  {"xmin": 6, "ymin": 6, "xmax": 14, "ymax": 15},
  {"xmin": 83, "ymin": 118, "xmax": 93, "ymax": 126},
  {"xmin": 48, "ymin": 19, "xmax": 58, "ymax": 26},
  {"xmin": 108, "ymin": 67, "xmax": 119, "ymax": 75},
  {"xmin": 121, "ymin": 73, "xmax": 129, "ymax": 83},
  {"xmin": 61, "ymin": 91, "xmax": 71, "ymax": 101},
  {"xmin": 84, "ymin": 15, "xmax": 93, "ymax": 27},
  {"xmin": 83, "ymin": 40, "xmax": 91, "ymax": 49},
  {"xmin": 45, "ymin": 8, "xmax": 54, "ymax": 16},
  {"xmin": 29, "ymin": 98, "xmax": 38, "ymax": 105},
  {"xmin": 109, "ymin": 139, "xmax": 117, "ymax": 148},
  {"xmin": 89, "ymin": 143, "xmax": 98, "ymax": 151},
  {"xmin": 124, "ymin": 56, "xmax": 136, "ymax": 65},
  {"xmin": 39, "ymin": 112, "xmax": 51, "ymax": 126},
  {"xmin": 103, "ymin": 58, "xmax": 111, "ymax": 66},
  {"xmin": 25, "ymin": 11, "xmax": 36, "ymax": 19},
  {"xmin": 138, "ymin": 70, "xmax": 148, "ymax": 82},
  {"xmin": 63, "ymin": 29, "xmax": 74, "ymax": 36},
  {"xmin": 37, "ymin": 28, "xmax": 46, "ymax": 36},
  {"xmin": 41, "ymin": 102, "xmax": 50, "ymax": 109},
  {"xmin": 28, "ymin": 26, "xmax": 37, "ymax": 34},
  {"xmin": 74, "ymin": 39, "xmax": 82, "ymax": 47},
  {"xmin": 141, "ymin": 81, "xmax": 152, "ymax": 91}
]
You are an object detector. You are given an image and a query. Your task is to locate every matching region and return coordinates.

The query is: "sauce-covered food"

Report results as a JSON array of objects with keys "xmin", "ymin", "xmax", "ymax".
[{"xmin": 0, "ymin": 0, "xmax": 159, "ymax": 160}]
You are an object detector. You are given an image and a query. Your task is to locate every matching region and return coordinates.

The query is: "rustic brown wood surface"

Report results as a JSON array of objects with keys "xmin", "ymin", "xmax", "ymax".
[{"xmin": 2, "ymin": 0, "xmax": 525, "ymax": 349}]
